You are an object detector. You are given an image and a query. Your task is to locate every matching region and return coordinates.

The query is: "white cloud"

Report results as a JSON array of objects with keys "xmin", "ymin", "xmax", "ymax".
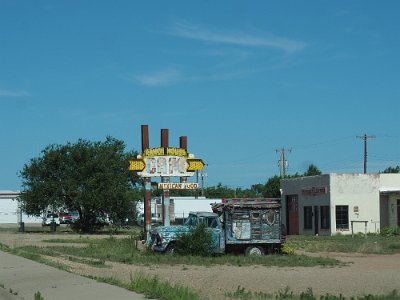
[
  {"xmin": 166, "ymin": 22, "xmax": 307, "ymax": 53},
  {"xmin": 0, "ymin": 89, "xmax": 29, "ymax": 97},
  {"xmin": 134, "ymin": 69, "xmax": 182, "ymax": 87}
]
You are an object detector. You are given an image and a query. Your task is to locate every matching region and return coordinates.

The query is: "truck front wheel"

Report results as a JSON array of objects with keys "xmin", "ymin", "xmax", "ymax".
[
  {"xmin": 165, "ymin": 243, "xmax": 176, "ymax": 254},
  {"xmin": 245, "ymin": 246, "xmax": 265, "ymax": 256}
]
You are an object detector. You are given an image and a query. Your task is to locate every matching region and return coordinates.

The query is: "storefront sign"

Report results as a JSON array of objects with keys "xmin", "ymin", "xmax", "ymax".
[
  {"xmin": 301, "ymin": 186, "xmax": 328, "ymax": 196},
  {"xmin": 143, "ymin": 147, "xmax": 187, "ymax": 157},
  {"xmin": 158, "ymin": 182, "xmax": 199, "ymax": 190}
]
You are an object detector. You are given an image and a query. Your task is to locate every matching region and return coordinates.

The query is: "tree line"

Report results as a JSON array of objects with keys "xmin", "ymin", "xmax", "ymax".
[{"xmin": 18, "ymin": 137, "xmax": 400, "ymax": 232}]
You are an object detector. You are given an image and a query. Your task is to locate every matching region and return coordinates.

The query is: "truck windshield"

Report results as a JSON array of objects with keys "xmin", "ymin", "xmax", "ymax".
[{"xmin": 184, "ymin": 214, "xmax": 197, "ymax": 227}]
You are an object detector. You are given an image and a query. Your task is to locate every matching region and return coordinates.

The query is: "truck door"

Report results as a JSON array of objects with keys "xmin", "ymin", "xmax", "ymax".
[{"xmin": 205, "ymin": 216, "xmax": 224, "ymax": 253}]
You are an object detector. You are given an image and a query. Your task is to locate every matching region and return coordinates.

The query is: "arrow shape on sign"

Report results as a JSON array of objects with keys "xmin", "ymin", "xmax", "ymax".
[
  {"xmin": 186, "ymin": 159, "xmax": 205, "ymax": 171},
  {"xmin": 128, "ymin": 159, "xmax": 146, "ymax": 171}
]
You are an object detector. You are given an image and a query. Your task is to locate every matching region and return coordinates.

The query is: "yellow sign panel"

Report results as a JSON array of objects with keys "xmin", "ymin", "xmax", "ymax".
[
  {"xmin": 186, "ymin": 159, "xmax": 205, "ymax": 171},
  {"xmin": 128, "ymin": 159, "xmax": 146, "ymax": 171},
  {"xmin": 143, "ymin": 147, "xmax": 165, "ymax": 157},
  {"xmin": 143, "ymin": 147, "xmax": 188, "ymax": 158}
]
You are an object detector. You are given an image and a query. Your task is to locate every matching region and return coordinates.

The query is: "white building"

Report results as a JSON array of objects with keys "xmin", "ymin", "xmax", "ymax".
[
  {"xmin": 0, "ymin": 191, "xmax": 42, "ymax": 224},
  {"xmin": 280, "ymin": 173, "xmax": 400, "ymax": 236},
  {"xmin": 138, "ymin": 197, "xmax": 221, "ymax": 224}
]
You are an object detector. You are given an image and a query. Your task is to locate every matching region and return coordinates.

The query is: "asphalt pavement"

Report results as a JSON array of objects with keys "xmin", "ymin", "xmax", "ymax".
[{"xmin": 0, "ymin": 251, "xmax": 146, "ymax": 300}]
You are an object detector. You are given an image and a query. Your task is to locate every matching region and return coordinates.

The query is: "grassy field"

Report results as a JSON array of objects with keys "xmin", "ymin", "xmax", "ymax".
[
  {"xmin": 2, "ymin": 226, "xmax": 400, "ymax": 299},
  {"xmin": 287, "ymin": 234, "xmax": 400, "ymax": 254},
  {"xmin": 6, "ymin": 237, "xmax": 339, "ymax": 267}
]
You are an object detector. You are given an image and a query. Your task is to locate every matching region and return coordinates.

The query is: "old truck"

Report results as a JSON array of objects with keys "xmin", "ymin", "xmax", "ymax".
[{"xmin": 147, "ymin": 198, "xmax": 285, "ymax": 255}]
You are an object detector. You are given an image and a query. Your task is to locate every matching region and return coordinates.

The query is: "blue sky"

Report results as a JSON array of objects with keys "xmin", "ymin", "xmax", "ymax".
[{"xmin": 1, "ymin": 1, "xmax": 399, "ymax": 190}]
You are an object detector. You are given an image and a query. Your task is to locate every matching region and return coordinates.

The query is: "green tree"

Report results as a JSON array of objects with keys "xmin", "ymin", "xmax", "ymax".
[
  {"xmin": 204, "ymin": 183, "xmax": 235, "ymax": 198},
  {"xmin": 303, "ymin": 164, "xmax": 322, "ymax": 176},
  {"xmin": 19, "ymin": 137, "xmax": 140, "ymax": 232},
  {"xmin": 381, "ymin": 166, "xmax": 400, "ymax": 173},
  {"xmin": 262, "ymin": 175, "xmax": 281, "ymax": 198}
]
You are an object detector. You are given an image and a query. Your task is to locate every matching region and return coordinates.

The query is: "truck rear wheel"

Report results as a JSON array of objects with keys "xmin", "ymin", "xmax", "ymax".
[{"xmin": 245, "ymin": 246, "xmax": 265, "ymax": 256}]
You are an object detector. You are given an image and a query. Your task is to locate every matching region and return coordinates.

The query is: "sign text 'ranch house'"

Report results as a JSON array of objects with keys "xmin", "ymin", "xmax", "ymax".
[{"xmin": 144, "ymin": 147, "xmax": 187, "ymax": 158}]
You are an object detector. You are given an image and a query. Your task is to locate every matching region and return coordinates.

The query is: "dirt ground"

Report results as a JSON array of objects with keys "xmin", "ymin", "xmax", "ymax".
[{"xmin": 1, "ymin": 230, "xmax": 399, "ymax": 299}]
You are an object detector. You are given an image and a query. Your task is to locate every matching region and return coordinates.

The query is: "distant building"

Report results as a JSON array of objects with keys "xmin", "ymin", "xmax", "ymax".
[
  {"xmin": 137, "ymin": 197, "xmax": 221, "ymax": 224},
  {"xmin": 280, "ymin": 173, "xmax": 400, "ymax": 236},
  {"xmin": 0, "ymin": 191, "xmax": 42, "ymax": 224}
]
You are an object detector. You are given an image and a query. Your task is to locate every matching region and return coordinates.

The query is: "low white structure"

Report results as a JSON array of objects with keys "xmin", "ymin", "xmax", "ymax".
[
  {"xmin": 0, "ymin": 191, "xmax": 42, "ymax": 224},
  {"xmin": 137, "ymin": 197, "xmax": 221, "ymax": 224},
  {"xmin": 281, "ymin": 174, "xmax": 400, "ymax": 236},
  {"xmin": 172, "ymin": 197, "xmax": 221, "ymax": 221}
]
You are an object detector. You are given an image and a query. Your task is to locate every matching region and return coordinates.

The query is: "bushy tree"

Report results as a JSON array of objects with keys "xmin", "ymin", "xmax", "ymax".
[
  {"xmin": 19, "ymin": 137, "xmax": 140, "ymax": 232},
  {"xmin": 204, "ymin": 183, "xmax": 235, "ymax": 198},
  {"xmin": 175, "ymin": 222, "xmax": 213, "ymax": 256},
  {"xmin": 303, "ymin": 164, "xmax": 322, "ymax": 176},
  {"xmin": 381, "ymin": 166, "xmax": 400, "ymax": 174},
  {"xmin": 262, "ymin": 175, "xmax": 281, "ymax": 198}
]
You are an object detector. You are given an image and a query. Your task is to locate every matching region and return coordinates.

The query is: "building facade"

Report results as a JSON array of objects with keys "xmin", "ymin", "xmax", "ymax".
[{"xmin": 281, "ymin": 173, "xmax": 400, "ymax": 236}]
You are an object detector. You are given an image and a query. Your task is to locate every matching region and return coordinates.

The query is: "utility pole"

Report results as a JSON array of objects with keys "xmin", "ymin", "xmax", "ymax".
[
  {"xmin": 357, "ymin": 134, "xmax": 376, "ymax": 174},
  {"xmin": 276, "ymin": 147, "xmax": 291, "ymax": 178},
  {"xmin": 200, "ymin": 170, "xmax": 208, "ymax": 196}
]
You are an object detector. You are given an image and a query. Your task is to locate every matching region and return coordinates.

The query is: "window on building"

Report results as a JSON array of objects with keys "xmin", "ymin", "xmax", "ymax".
[
  {"xmin": 335, "ymin": 205, "xmax": 349, "ymax": 230},
  {"xmin": 320, "ymin": 206, "xmax": 330, "ymax": 229},
  {"xmin": 304, "ymin": 206, "xmax": 313, "ymax": 230}
]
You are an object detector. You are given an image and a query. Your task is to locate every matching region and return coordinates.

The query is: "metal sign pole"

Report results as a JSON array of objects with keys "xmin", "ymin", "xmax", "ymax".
[
  {"xmin": 141, "ymin": 125, "xmax": 151, "ymax": 238},
  {"xmin": 161, "ymin": 129, "xmax": 170, "ymax": 226}
]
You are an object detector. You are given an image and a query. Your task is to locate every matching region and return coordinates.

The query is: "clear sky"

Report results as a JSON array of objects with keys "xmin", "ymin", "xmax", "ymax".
[{"xmin": 1, "ymin": 1, "xmax": 399, "ymax": 191}]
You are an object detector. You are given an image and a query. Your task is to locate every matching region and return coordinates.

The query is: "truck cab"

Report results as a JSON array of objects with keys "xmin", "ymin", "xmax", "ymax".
[{"xmin": 147, "ymin": 211, "xmax": 224, "ymax": 253}]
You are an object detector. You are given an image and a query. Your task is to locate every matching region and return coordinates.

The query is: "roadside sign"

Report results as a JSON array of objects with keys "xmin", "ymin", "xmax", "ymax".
[
  {"xmin": 158, "ymin": 182, "xmax": 199, "ymax": 190},
  {"xmin": 128, "ymin": 159, "xmax": 146, "ymax": 171},
  {"xmin": 186, "ymin": 159, "xmax": 205, "ymax": 171}
]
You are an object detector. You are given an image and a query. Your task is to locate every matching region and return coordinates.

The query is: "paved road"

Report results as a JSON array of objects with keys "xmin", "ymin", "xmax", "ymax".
[{"xmin": 0, "ymin": 251, "xmax": 146, "ymax": 300}]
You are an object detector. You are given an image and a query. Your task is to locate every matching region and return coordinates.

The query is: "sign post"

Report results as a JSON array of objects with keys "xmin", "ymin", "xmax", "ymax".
[
  {"xmin": 161, "ymin": 129, "xmax": 170, "ymax": 226},
  {"xmin": 141, "ymin": 125, "xmax": 151, "ymax": 238}
]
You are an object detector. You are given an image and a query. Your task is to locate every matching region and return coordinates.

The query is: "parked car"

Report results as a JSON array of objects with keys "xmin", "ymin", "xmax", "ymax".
[
  {"xmin": 58, "ymin": 212, "xmax": 72, "ymax": 224},
  {"xmin": 42, "ymin": 213, "xmax": 60, "ymax": 227},
  {"xmin": 68, "ymin": 211, "xmax": 79, "ymax": 223},
  {"xmin": 137, "ymin": 213, "xmax": 159, "ymax": 226}
]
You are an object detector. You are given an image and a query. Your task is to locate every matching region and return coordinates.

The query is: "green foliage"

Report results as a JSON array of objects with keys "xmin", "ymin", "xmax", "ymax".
[
  {"xmin": 303, "ymin": 164, "xmax": 322, "ymax": 176},
  {"xmin": 175, "ymin": 222, "xmax": 213, "ymax": 256},
  {"xmin": 226, "ymin": 287, "xmax": 400, "ymax": 300},
  {"xmin": 380, "ymin": 227, "xmax": 400, "ymax": 236},
  {"xmin": 19, "ymin": 137, "xmax": 141, "ymax": 233},
  {"xmin": 34, "ymin": 291, "xmax": 44, "ymax": 300},
  {"xmin": 11, "ymin": 237, "xmax": 338, "ymax": 267},
  {"xmin": 129, "ymin": 272, "xmax": 201, "ymax": 300},
  {"xmin": 204, "ymin": 182, "xmax": 236, "ymax": 198},
  {"xmin": 287, "ymin": 235, "xmax": 400, "ymax": 254},
  {"xmin": 381, "ymin": 166, "xmax": 400, "ymax": 174},
  {"xmin": 93, "ymin": 273, "xmax": 201, "ymax": 300},
  {"xmin": 262, "ymin": 175, "xmax": 281, "ymax": 198},
  {"xmin": 282, "ymin": 244, "xmax": 295, "ymax": 255}
]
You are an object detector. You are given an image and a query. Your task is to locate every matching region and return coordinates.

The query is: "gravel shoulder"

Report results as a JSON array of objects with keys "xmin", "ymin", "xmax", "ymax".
[{"xmin": 1, "ymin": 231, "xmax": 399, "ymax": 299}]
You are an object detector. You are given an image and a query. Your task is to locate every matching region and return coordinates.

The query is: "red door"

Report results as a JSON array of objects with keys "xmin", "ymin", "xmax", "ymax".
[{"xmin": 286, "ymin": 195, "xmax": 299, "ymax": 235}]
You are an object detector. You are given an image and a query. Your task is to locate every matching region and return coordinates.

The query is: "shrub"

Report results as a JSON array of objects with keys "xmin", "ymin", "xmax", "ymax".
[
  {"xmin": 381, "ymin": 227, "xmax": 400, "ymax": 237},
  {"xmin": 282, "ymin": 244, "xmax": 295, "ymax": 255},
  {"xmin": 175, "ymin": 223, "xmax": 213, "ymax": 256}
]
